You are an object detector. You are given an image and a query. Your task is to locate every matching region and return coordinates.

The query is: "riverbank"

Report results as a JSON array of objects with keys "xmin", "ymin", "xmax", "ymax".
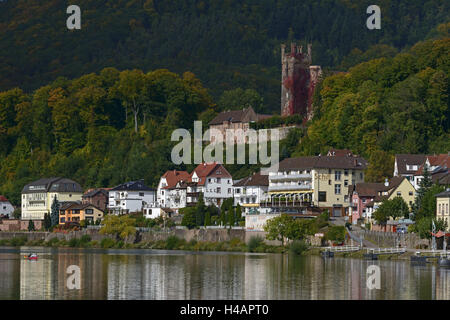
[{"xmin": 0, "ymin": 235, "xmax": 291, "ymax": 254}]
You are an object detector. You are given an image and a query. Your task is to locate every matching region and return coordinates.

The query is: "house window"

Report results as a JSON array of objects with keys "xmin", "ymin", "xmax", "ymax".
[
  {"xmin": 344, "ymin": 170, "xmax": 348, "ymax": 176},
  {"xmin": 319, "ymin": 192, "xmax": 326, "ymax": 202},
  {"xmin": 217, "ymin": 178, "xmax": 221, "ymax": 183},
  {"xmin": 360, "ymin": 173, "xmax": 363, "ymax": 179},
  {"xmin": 344, "ymin": 180, "xmax": 348, "ymax": 187},
  {"xmin": 409, "ymin": 191, "xmax": 413, "ymax": 196},
  {"xmin": 335, "ymin": 184, "xmax": 341, "ymax": 195},
  {"xmin": 217, "ymin": 187, "xmax": 221, "ymax": 193},
  {"xmin": 228, "ymin": 188, "xmax": 232, "ymax": 194},
  {"xmin": 85, "ymin": 209, "xmax": 93, "ymax": 215},
  {"xmin": 208, "ymin": 178, "xmax": 212, "ymax": 183},
  {"xmin": 328, "ymin": 180, "xmax": 331, "ymax": 185},
  {"xmin": 235, "ymin": 189, "xmax": 240, "ymax": 194},
  {"xmin": 397, "ymin": 191, "xmax": 401, "ymax": 196},
  {"xmin": 335, "ymin": 171, "xmax": 341, "ymax": 181},
  {"xmin": 344, "ymin": 195, "xmax": 349, "ymax": 202},
  {"xmin": 139, "ymin": 192, "xmax": 144, "ymax": 197}
]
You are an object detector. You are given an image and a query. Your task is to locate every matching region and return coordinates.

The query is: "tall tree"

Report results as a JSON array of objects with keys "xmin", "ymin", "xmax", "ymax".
[
  {"xmin": 50, "ymin": 195, "xmax": 60, "ymax": 227},
  {"xmin": 116, "ymin": 70, "xmax": 146, "ymax": 133}
]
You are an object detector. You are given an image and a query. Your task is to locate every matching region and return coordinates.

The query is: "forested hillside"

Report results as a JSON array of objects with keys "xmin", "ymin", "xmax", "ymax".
[
  {"xmin": 0, "ymin": 0, "xmax": 449, "ymax": 111},
  {"xmin": 294, "ymin": 37, "xmax": 450, "ymax": 181},
  {"xmin": 0, "ymin": 1, "xmax": 449, "ymax": 207}
]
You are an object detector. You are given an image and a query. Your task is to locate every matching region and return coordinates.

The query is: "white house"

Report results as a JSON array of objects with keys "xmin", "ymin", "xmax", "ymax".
[
  {"xmin": 187, "ymin": 162, "xmax": 233, "ymax": 207},
  {"xmin": 0, "ymin": 195, "xmax": 14, "ymax": 216},
  {"xmin": 108, "ymin": 180, "xmax": 156, "ymax": 214},
  {"xmin": 233, "ymin": 172, "xmax": 270, "ymax": 215},
  {"xmin": 156, "ymin": 170, "xmax": 190, "ymax": 209}
]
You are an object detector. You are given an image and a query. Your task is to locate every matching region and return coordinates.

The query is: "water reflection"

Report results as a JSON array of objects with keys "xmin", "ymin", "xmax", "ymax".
[{"xmin": 0, "ymin": 247, "xmax": 449, "ymax": 300}]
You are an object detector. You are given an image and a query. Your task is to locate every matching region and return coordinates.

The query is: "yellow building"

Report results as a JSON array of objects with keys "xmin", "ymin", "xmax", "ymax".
[
  {"xmin": 384, "ymin": 177, "xmax": 416, "ymax": 208},
  {"xmin": 59, "ymin": 202, "xmax": 103, "ymax": 225},
  {"xmin": 436, "ymin": 189, "xmax": 450, "ymax": 230},
  {"xmin": 267, "ymin": 151, "xmax": 368, "ymax": 217},
  {"xmin": 21, "ymin": 178, "xmax": 83, "ymax": 221}
]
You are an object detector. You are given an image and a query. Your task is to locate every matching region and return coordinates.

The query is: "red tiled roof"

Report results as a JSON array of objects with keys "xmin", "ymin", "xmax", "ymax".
[
  {"xmin": 161, "ymin": 170, "xmax": 190, "ymax": 189},
  {"xmin": 191, "ymin": 162, "xmax": 231, "ymax": 185},
  {"xmin": 0, "ymin": 195, "xmax": 9, "ymax": 202}
]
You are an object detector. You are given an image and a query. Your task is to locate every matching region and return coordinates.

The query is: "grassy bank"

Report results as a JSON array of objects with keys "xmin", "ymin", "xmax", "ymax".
[{"xmin": 0, "ymin": 235, "xmax": 294, "ymax": 254}]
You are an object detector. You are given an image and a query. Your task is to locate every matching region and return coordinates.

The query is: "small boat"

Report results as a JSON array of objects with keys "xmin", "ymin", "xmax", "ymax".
[{"xmin": 24, "ymin": 254, "xmax": 38, "ymax": 261}]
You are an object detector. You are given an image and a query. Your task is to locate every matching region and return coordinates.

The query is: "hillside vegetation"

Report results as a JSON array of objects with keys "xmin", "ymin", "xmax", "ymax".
[{"xmin": 0, "ymin": 0, "xmax": 449, "ymax": 111}]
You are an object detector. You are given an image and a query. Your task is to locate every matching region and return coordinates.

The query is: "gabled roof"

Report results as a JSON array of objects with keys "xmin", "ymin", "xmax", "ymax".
[
  {"xmin": 233, "ymin": 172, "xmax": 268, "ymax": 187},
  {"xmin": 22, "ymin": 177, "xmax": 83, "ymax": 194},
  {"xmin": 379, "ymin": 176, "xmax": 405, "ymax": 192},
  {"xmin": 428, "ymin": 153, "xmax": 450, "ymax": 168},
  {"xmin": 160, "ymin": 170, "xmax": 190, "ymax": 189},
  {"xmin": 60, "ymin": 201, "xmax": 102, "ymax": 211},
  {"xmin": 83, "ymin": 188, "xmax": 110, "ymax": 198},
  {"xmin": 208, "ymin": 106, "xmax": 270, "ymax": 125},
  {"xmin": 0, "ymin": 195, "xmax": 10, "ymax": 202},
  {"xmin": 395, "ymin": 154, "xmax": 427, "ymax": 175},
  {"xmin": 351, "ymin": 183, "xmax": 385, "ymax": 197},
  {"xmin": 110, "ymin": 180, "xmax": 154, "ymax": 191},
  {"xmin": 191, "ymin": 162, "xmax": 232, "ymax": 185}
]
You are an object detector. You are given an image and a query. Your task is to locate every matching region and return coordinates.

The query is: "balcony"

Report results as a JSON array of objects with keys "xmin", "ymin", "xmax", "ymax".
[
  {"xmin": 187, "ymin": 192, "xmax": 200, "ymax": 197},
  {"xmin": 268, "ymin": 183, "xmax": 311, "ymax": 192},
  {"xmin": 261, "ymin": 201, "xmax": 312, "ymax": 208},
  {"xmin": 269, "ymin": 173, "xmax": 312, "ymax": 181}
]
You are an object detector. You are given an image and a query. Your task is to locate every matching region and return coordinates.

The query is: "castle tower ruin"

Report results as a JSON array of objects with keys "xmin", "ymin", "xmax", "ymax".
[{"xmin": 281, "ymin": 43, "xmax": 321, "ymax": 120}]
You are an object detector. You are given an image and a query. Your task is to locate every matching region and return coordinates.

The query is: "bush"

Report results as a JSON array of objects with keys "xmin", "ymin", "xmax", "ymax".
[
  {"xmin": 46, "ymin": 237, "xmax": 60, "ymax": 247},
  {"xmin": 115, "ymin": 240, "xmax": 124, "ymax": 248},
  {"xmin": 325, "ymin": 226, "xmax": 346, "ymax": 243},
  {"xmin": 165, "ymin": 235, "xmax": 181, "ymax": 250},
  {"xmin": 10, "ymin": 236, "xmax": 27, "ymax": 246},
  {"xmin": 80, "ymin": 235, "xmax": 91, "ymax": 243},
  {"xmin": 100, "ymin": 238, "xmax": 115, "ymax": 248},
  {"xmin": 68, "ymin": 238, "xmax": 80, "ymax": 247},
  {"xmin": 247, "ymin": 236, "xmax": 264, "ymax": 252},
  {"xmin": 289, "ymin": 240, "xmax": 309, "ymax": 255}
]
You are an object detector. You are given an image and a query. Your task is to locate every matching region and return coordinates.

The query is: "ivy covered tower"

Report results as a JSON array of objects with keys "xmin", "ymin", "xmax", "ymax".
[{"xmin": 280, "ymin": 42, "xmax": 321, "ymax": 121}]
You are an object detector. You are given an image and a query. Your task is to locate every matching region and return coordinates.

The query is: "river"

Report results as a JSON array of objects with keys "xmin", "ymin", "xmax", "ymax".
[{"xmin": 0, "ymin": 246, "xmax": 449, "ymax": 300}]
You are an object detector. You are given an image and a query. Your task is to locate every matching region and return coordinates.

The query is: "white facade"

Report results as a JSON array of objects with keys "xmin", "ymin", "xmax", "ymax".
[
  {"xmin": 143, "ymin": 206, "xmax": 164, "ymax": 219},
  {"xmin": 203, "ymin": 176, "xmax": 233, "ymax": 206},
  {"xmin": 245, "ymin": 212, "xmax": 280, "ymax": 231},
  {"xmin": 233, "ymin": 185, "xmax": 269, "ymax": 214},
  {"xmin": 108, "ymin": 190, "xmax": 156, "ymax": 214},
  {"xmin": 0, "ymin": 200, "xmax": 14, "ymax": 216}
]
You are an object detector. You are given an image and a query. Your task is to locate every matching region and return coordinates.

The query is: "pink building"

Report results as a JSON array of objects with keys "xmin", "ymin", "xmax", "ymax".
[{"xmin": 349, "ymin": 183, "xmax": 384, "ymax": 223}]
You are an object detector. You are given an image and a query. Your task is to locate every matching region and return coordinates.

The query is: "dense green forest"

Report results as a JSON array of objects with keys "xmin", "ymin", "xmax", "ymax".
[
  {"xmin": 0, "ymin": 1, "xmax": 449, "ymax": 207},
  {"xmin": 0, "ymin": 0, "xmax": 449, "ymax": 112}
]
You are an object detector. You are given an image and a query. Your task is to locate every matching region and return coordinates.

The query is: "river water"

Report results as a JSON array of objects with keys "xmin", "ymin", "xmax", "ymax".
[{"xmin": 0, "ymin": 246, "xmax": 449, "ymax": 300}]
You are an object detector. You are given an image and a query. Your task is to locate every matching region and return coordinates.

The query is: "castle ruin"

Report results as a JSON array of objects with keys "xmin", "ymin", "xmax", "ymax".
[{"xmin": 281, "ymin": 43, "xmax": 322, "ymax": 121}]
